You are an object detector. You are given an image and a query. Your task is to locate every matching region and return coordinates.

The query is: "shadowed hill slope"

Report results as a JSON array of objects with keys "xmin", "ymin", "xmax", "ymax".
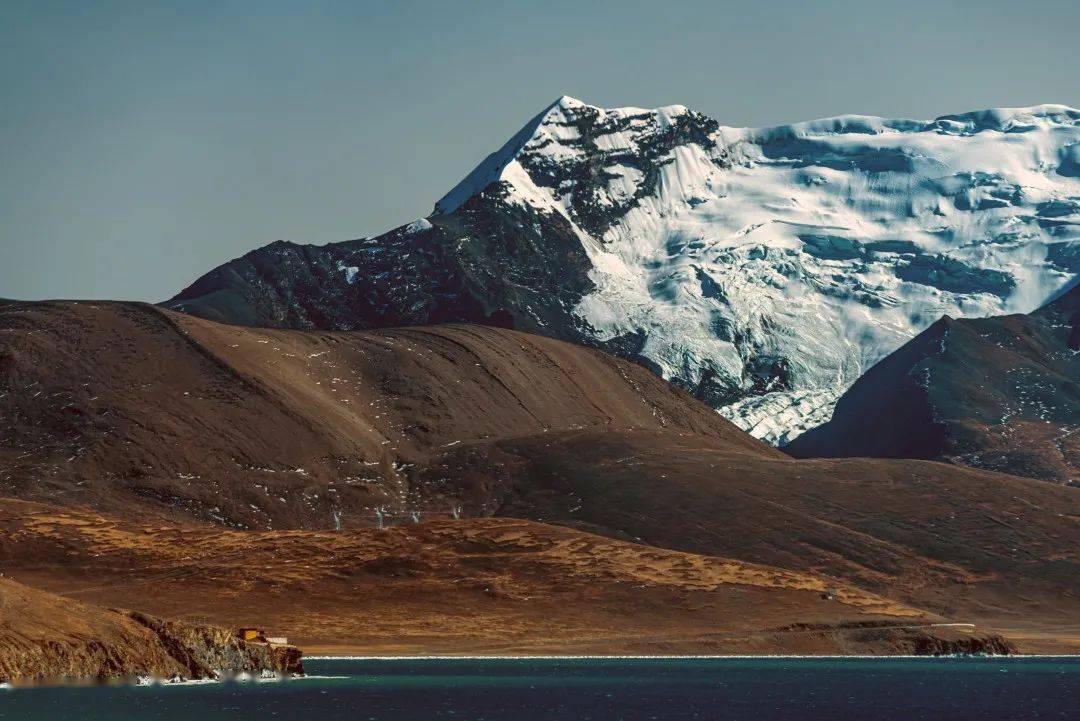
[
  {"xmin": 786, "ymin": 283, "xmax": 1080, "ymax": 484},
  {"xmin": 0, "ymin": 299, "xmax": 769, "ymax": 528}
]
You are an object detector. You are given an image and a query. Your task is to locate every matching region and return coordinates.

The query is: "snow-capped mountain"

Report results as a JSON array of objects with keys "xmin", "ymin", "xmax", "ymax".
[{"xmin": 166, "ymin": 97, "xmax": 1080, "ymax": 443}]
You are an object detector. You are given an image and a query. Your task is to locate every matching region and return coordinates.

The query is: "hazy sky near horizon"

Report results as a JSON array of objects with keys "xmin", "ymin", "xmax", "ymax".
[{"xmin": 2, "ymin": 0, "xmax": 1077, "ymax": 302}]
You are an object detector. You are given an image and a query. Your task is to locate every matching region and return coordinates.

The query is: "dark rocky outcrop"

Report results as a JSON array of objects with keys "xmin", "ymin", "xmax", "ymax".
[{"xmin": 165, "ymin": 190, "xmax": 596, "ymax": 344}]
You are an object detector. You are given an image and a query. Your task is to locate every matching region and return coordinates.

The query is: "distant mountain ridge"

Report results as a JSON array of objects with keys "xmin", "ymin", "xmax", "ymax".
[{"xmin": 166, "ymin": 98, "xmax": 1080, "ymax": 443}]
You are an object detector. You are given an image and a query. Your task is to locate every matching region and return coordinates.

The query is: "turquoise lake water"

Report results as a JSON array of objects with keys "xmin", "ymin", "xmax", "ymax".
[{"xmin": 2, "ymin": 657, "xmax": 1077, "ymax": 720}]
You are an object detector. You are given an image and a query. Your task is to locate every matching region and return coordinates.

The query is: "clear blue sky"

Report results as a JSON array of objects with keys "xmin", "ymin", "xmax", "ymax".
[{"xmin": 2, "ymin": 0, "xmax": 1077, "ymax": 301}]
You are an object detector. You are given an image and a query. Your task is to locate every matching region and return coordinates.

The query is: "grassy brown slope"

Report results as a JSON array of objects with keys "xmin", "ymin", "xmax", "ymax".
[
  {"xmin": 3, "ymin": 499, "xmax": 1015, "ymax": 656},
  {"xmin": 416, "ymin": 429, "xmax": 1080, "ymax": 638},
  {"xmin": 0, "ymin": 299, "xmax": 768, "ymax": 528}
]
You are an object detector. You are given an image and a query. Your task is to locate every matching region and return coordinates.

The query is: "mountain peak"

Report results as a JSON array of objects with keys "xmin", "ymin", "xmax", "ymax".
[
  {"xmin": 552, "ymin": 94, "xmax": 588, "ymax": 110},
  {"xmin": 432, "ymin": 99, "xmax": 559, "ymax": 215},
  {"xmin": 433, "ymin": 96, "xmax": 702, "ymax": 215},
  {"xmin": 433, "ymin": 95, "xmax": 609, "ymax": 216}
]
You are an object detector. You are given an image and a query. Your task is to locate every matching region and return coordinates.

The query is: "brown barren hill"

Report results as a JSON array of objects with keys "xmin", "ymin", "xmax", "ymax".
[
  {"xmin": 0, "ymin": 299, "xmax": 769, "ymax": 528},
  {"xmin": 0, "ymin": 499, "xmax": 1018, "ymax": 657}
]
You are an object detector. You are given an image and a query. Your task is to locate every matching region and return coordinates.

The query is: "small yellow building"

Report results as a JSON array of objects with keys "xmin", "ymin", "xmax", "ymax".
[{"xmin": 238, "ymin": 627, "xmax": 264, "ymax": 642}]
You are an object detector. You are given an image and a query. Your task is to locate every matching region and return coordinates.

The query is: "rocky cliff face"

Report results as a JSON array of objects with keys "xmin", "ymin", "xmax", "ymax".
[
  {"xmin": 0, "ymin": 578, "xmax": 302, "ymax": 683},
  {"xmin": 166, "ymin": 98, "xmax": 1080, "ymax": 443},
  {"xmin": 124, "ymin": 612, "xmax": 304, "ymax": 679}
]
